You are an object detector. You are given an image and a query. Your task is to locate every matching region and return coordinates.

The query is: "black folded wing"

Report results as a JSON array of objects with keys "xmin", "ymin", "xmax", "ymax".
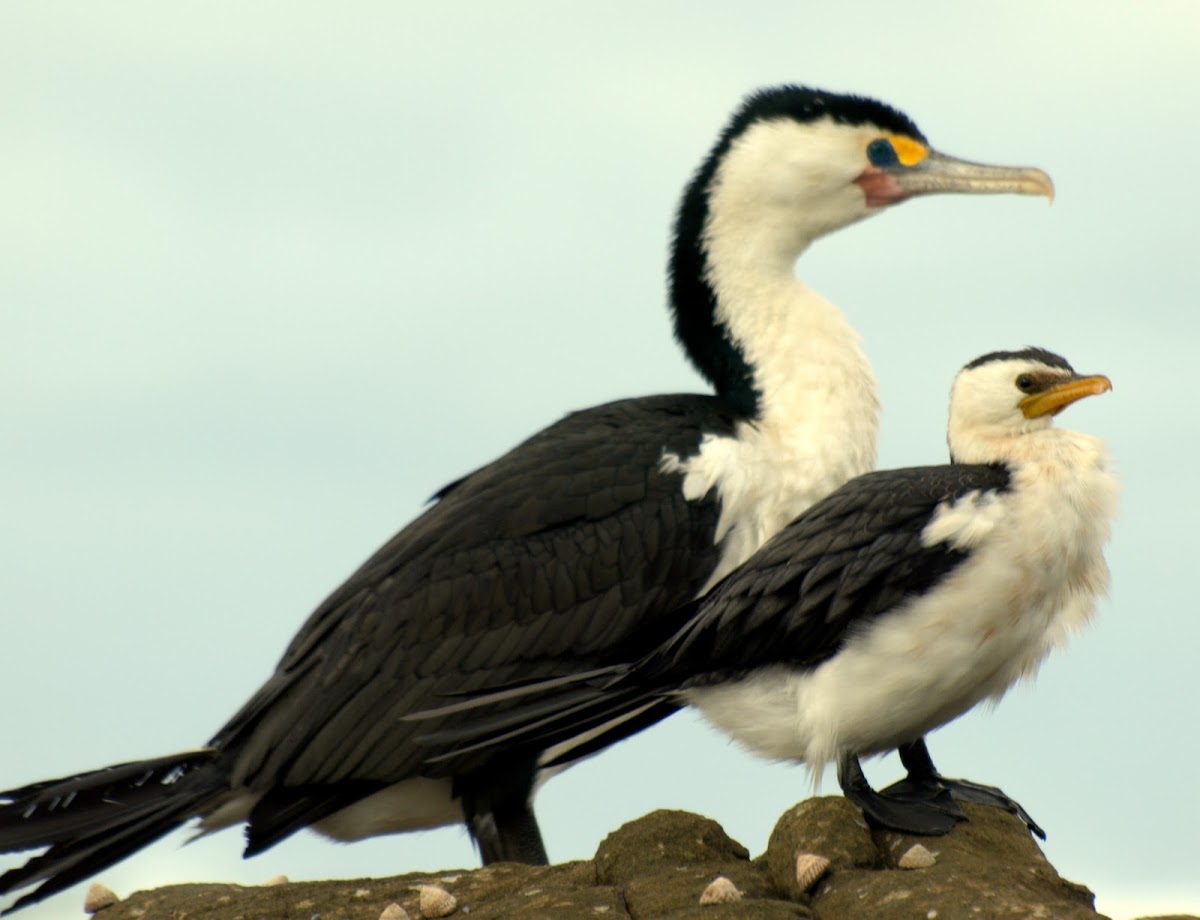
[
  {"xmin": 206, "ymin": 395, "xmax": 740, "ymax": 819},
  {"xmin": 415, "ymin": 462, "xmax": 1012, "ymax": 762}
]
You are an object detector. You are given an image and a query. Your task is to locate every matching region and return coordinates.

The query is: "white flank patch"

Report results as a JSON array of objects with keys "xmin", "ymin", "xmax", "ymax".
[
  {"xmin": 194, "ymin": 776, "xmax": 464, "ymax": 843},
  {"xmin": 311, "ymin": 777, "xmax": 462, "ymax": 840},
  {"xmin": 921, "ymin": 489, "xmax": 1005, "ymax": 549}
]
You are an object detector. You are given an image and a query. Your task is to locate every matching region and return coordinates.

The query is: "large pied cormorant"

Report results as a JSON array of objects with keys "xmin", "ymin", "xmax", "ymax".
[
  {"xmin": 414, "ymin": 348, "xmax": 1117, "ymax": 838},
  {"xmin": 0, "ymin": 86, "xmax": 1053, "ymax": 913}
]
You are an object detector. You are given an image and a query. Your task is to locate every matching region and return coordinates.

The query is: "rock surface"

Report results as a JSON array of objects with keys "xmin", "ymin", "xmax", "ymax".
[{"xmin": 87, "ymin": 798, "xmax": 1194, "ymax": 920}]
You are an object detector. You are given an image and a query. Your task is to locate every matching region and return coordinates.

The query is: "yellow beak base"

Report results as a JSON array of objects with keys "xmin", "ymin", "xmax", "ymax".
[{"xmin": 1020, "ymin": 374, "xmax": 1112, "ymax": 418}]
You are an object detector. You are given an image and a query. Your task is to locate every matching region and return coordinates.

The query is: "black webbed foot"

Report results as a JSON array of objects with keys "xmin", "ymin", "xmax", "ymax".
[
  {"xmin": 838, "ymin": 752, "xmax": 964, "ymax": 836},
  {"xmin": 885, "ymin": 738, "xmax": 1046, "ymax": 840},
  {"xmin": 876, "ymin": 771, "xmax": 968, "ymax": 819}
]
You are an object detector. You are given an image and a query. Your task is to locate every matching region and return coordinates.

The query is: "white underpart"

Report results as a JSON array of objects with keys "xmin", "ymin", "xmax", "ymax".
[
  {"xmin": 201, "ymin": 706, "xmax": 662, "ymax": 839},
  {"xmin": 194, "ymin": 777, "xmax": 464, "ymax": 843},
  {"xmin": 664, "ymin": 118, "xmax": 884, "ymax": 592},
  {"xmin": 312, "ymin": 777, "xmax": 463, "ymax": 840},
  {"xmin": 685, "ymin": 359, "xmax": 1118, "ymax": 785}
]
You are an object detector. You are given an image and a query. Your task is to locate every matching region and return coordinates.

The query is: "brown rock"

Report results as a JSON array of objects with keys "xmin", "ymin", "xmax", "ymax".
[
  {"xmin": 816, "ymin": 802, "xmax": 1102, "ymax": 920},
  {"xmin": 766, "ymin": 796, "xmax": 878, "ymax": 898},
  {"xmin": 593, "ymin": 809, "xmax": 749, "ymax": 885},
  {"xmin": 71, "ymin": 798, "xmax": 1131, "ymax": 920},
  {"xmin": 594, "ymin": 810, "xmax": 804, "ymax": 918}
]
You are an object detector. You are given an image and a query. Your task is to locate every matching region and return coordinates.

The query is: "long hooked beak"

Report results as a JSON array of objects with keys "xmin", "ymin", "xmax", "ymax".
[
  {"xmin": 858, "ymin": 149, "xmax": 1054, "ymax": 208},
  {"xmin": 893, "ymin": 150, "xmax": 1055, "ymax": 202}
]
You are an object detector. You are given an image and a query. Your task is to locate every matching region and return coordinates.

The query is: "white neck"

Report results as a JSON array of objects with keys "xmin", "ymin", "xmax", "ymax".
[
  {"xmin": 665, "ymin": 209, "xmax": 879, "ymax": 592},
  {"xmin": 704, "ymin": 209, "xmax": 878, "ymax": 445},
  {"xmin": 700, "ymin": 116, "xmax": 879, "ymax": 442}
]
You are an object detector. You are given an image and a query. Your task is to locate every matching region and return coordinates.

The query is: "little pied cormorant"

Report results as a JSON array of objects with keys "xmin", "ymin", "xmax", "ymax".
[
  {"xmin": 413, "ymin": 347, "xmax": 1117, "ymax": 839},
  {"xmin": 0, "ymin": 86, "xmax": 1052, "ymax": 914}
]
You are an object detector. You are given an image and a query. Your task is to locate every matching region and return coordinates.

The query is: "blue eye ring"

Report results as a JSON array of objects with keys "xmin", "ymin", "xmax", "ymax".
[{"xmin": 866, "ymin": 138, "xmax": 899, "ymax": 167}]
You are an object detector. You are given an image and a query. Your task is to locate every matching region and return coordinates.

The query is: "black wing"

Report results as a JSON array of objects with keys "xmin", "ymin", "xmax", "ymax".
[
  {"xmin": 646, "ymin": 462, "xmax": 1012, "ymax": 684},
  {"xmin": 414, "ymin": 462, "xmax": 1012, "ymax": 761},
  {"xmin": 208, "ymin": 395, "xmax": 739, "ymax": 808}
]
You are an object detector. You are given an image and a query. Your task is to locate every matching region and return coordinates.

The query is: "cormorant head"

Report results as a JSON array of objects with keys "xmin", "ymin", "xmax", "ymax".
[
  {"xmin": 669, "ymin": 86, "xmax": 1055, "ymax": 413},
  {"xmin": 947, "ymin": 347, "xmax": 1112, "ymax": 463},
  {"xmin": 684, "ymin": 85, "xmax": 1054, "ymax": 251}
]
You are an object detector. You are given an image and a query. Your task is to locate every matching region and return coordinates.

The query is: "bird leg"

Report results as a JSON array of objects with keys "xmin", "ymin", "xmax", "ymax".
[
  {"xmin": 455, "ymin": 755, "xmax": 550, "ymax": 865},
  {"xmin": 467, "ymin": 798, "xmax": 549, "ymax": 866},
  {"xmin": 836, "ymin": 751, "xmax": 962, "ymax": 836},
  {"xmin": 880, "ymin": 737, "xmax": 1046, "ymax": 840}
]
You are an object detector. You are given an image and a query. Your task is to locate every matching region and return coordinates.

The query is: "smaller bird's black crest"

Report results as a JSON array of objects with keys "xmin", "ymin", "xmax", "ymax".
[{"xmin": 963, "ymin": 347, "xmax": 1075, "ymax": 373}]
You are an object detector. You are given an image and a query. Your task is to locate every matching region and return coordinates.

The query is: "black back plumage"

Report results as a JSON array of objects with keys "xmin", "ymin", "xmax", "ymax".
[{"xmin": 209, "ymin": 396, "xmax": 741, "ymax": 807}]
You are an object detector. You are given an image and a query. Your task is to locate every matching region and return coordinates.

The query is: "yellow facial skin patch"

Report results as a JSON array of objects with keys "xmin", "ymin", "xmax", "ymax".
[{"xmin": 889, "ymin": 134, "xmax": 929, "ymax": 166}]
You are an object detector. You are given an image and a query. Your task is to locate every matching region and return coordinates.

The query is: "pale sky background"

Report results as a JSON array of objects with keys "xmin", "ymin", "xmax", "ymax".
[{"xmin": 2, "ymin": 2, "xmax": 1197, "ymax": 918}]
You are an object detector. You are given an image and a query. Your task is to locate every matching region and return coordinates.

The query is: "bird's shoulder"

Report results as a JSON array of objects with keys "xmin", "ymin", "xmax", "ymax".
[
  {"xmin": 320, "ymin": 393, "xmax": 743, "ymax": 612},
  {"xmin": 653, "ymin": 462, "xmax": 1012, "ymax": 681}
]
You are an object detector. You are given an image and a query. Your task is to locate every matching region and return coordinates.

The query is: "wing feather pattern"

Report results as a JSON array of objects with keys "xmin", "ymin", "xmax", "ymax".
[
  {"xmin": 415, "ymin": 463, "xmax": 1011, "ymax": 760},
  {"xmin": 204, "ymin": 395, "xmax": 739, "ymax": 845}
]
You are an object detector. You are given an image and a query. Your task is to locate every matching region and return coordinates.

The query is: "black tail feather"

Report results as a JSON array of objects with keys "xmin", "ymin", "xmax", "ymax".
[
  {"xmin": 0, "ymin": 751, "xmax": 223, "ymax": 914},
  {"xmin": 417, "ymin": 678, "xmax": 659, "ymax": 766},
  {"xmin": 539, "ymin": 698, "xmax": 679, "ymax": 769}
]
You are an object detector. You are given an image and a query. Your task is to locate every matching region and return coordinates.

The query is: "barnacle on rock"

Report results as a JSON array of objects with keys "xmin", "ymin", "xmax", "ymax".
[
  {"xmin": 898, "ymin": 843, "xmax": 937, "ymax": 869},
  {"xmin": 795, "ymin": 852, "xmax": 831, "ymax": 891},
  {"xmin": 83, "ymin": 882, "xmax": 119, "ymax": 914},
  {"xmin": 418, "ymin": 883, "xmax": 458, "ymax": 917},
  {"xmin": 698, "ymin": 875, "xmax": 742, "ymax": 904}
]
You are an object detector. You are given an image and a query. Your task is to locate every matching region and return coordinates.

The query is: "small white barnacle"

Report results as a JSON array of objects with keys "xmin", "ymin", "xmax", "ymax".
[
  {"xmin": 379, "ymin": 903, "xmax": 411, "ymax": 920},
  {"xmin": 83, "ymin": 882, "xmax": 120, "ymax": 914},
  {"xmin": 418, "ymin": 883, "xmax": 459, "ymax": 917},
  {"xmin": 898, "ymin": 843, "xmax": 937, "ymax": 869},
  {"xmin": 794, "ymin": 852, "xmax": 831, "ymax": 891},
  {"xmin": 263, "ymin": 873, "xmax": 289, "ymax": 886},
  {"xmin": 698, "ymin": 875, "xmax": 742, "ymax": 904}
]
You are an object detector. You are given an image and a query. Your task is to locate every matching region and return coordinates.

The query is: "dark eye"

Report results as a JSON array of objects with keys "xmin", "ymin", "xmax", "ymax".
[
  {"xmin": 1016, "ymin": 374, "xmax": 1035, "ymax": 392},
  {"xmin": 866, "ymin": 138, "xmax": 899, "ymax": 167}
]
